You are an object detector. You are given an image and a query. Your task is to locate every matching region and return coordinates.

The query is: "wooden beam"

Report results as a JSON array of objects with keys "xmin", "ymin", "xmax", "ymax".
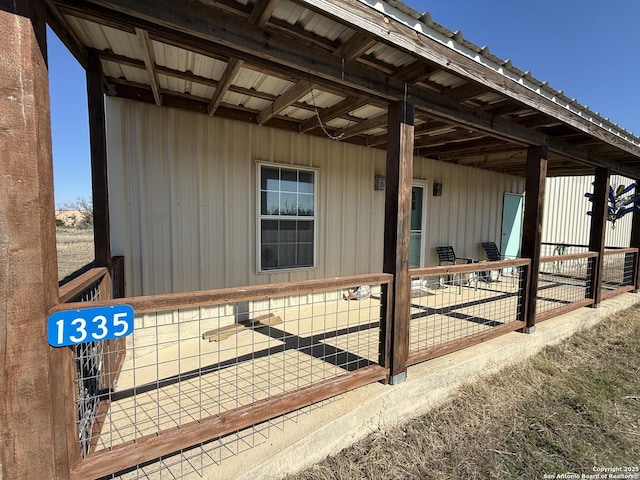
[
  {"xmin": 44, "ymin": 0, "xmax": 89, "ymax": 68},
  {"xmin": 587, "ymin": 167, "xmax": 610, "ymax": 305},
  {"xmin": 134, "ymin": 27, "xmax": 162, "ymax": 105},
  {"xmin": 258, "ymin": 79, "xmax": 313, "ymax": 125},
  {"xmin": 521, "ymin": 146, "xmax": 548, "ymax": 332},
  {"xmin": 334, "ymin": 31, "xmax": 377, "ymax": 60},
  {"xmin": 248, "ymin": 0, "xmax": 278, "ymax": 26},
  {"xmin": 0, "ymin": 2, "xmax": 76, "ymax": 477},
  {"xmin": 53, "ymin": 0, "xmax": 640, "ymax": 177},
  {"xmin": 382, "ymin": 100, "xmax": 414, "ymax": 382},
  {"xmin": 208, "ymin": 57, "xmax": 242, "ymax": 116},
  {"xmin": 295, "ymin": 0, "xmax": 640, "ymax": 160},
  {"xmin": 86, "ymin": 52, "xmax": 112, "ymax": 267},
  {"xmin": 300, "ymin": 95, "xmax": 368, "ymax": 132},
  {"xmin": 336, "ymin": 113, "xmax": 388, "ymax": 139}
]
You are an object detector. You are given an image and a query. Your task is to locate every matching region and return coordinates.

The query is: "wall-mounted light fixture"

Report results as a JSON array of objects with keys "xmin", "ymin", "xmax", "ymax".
[
  {"xmin": 374, "ymin": 175, "xmax": 386, "ymax": 191},
  {"xmin": 433, "ymin": 182, "xmax": 443, "ymax": 196}
]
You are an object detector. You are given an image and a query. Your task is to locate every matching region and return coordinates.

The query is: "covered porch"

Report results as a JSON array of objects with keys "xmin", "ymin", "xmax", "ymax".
[{"xmin": 3, "ymin": 0, "xmax": 640, "ymax": 479}]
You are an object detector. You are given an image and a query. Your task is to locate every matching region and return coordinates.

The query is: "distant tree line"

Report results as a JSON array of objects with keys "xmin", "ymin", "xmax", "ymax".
[{"xmin": 56, "ymin": 196, "xmax": 93, "ymax": 229}]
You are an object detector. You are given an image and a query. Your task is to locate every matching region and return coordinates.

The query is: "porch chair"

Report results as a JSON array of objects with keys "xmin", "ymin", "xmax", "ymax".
[
  {"xmin": 481, "ymin": 242, "xmax": 515, "ymax": 284},
  {"xmin": 436, "ymin": 246, "xmax": 475, "ymax": 292}
]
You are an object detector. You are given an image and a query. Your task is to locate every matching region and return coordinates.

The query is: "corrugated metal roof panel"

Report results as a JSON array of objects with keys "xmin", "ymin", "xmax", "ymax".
[
  {"xmin": 366, "ymin": 43, "xmax": 414, "ymax": 68},
  {"xmin": 223, "ymin": 92, "xmax": 271, "ymax": 111},
  {"xmin": 300, "ymin": 90, "xmax": 345, "ymax": 110},
  {"xmin": 119, "ymin": 64, "xmax": 150, "ymax": 85},
  {"xmin": 274, "ymin": 0, "xmax": 353, "ymax": 42},
  {"xmin": 365, "ymin": 0, "xmax": 640, "ymax": 143},
  {"xmin": 101, "ymin": 60, "xmax": 127, "ymax": 80},
  {"xmin": 65, "ymin": 16, "xmax": 141, "ymax": 60},
  {"xmin": 281, "ymin": 106, "xmax": 316, "ymax": 121},
  {"xmin": 428, "ymin": 70, "xmax": 467, "ymax": 88},
  {"xmin": 233, "ymin": 69, "xmax": 294, "ymax": 97},
  {"xmin": 351, "ymin": 105, "xmax": 387, "ymax": 119}
]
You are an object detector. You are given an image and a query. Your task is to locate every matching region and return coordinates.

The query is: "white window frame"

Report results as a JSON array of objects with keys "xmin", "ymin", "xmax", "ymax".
[{"xmin": 256, "ymin": 162, "xmax": 319, "ymax": 273}]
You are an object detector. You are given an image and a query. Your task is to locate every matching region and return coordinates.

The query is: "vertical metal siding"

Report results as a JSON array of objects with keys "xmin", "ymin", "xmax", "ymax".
[
  {"xmin": 107, "ymin": 98, "xmax": 525, "ymax": 295},
  {"xmin": 543, "ymin": 175, "xmax": 632, "ymax": 249}
]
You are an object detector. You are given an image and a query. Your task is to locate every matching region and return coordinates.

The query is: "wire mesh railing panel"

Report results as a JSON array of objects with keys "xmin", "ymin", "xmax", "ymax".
[
  {"xmin": 536, "ymin": 252, "xmax": 595, "ymax": 320},
  {"xmin": 602, "ymin": 249, "xmax": 637, "ymax": 296},
  {"xmin": 407, "ymin": 260, "xmax": 527, "ymax": 361},
  {"xmin": 72, "ymin": 275, "xmax": 389, "ymax": 476}
]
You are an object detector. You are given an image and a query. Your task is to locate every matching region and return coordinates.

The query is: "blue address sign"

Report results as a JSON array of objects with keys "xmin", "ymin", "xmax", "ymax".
[{"xmin": 48, "ymin": 305, "xmax": 135, "ymax": 347}]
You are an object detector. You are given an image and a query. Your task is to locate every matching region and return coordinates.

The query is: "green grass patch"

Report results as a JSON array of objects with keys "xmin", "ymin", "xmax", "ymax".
[{"xmin": 289, "ymin": 305, "xmax": 640, "ymax": 480}]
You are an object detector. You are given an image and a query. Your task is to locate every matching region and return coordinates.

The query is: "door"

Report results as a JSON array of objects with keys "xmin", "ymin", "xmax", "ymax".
[
  {"xmin": 501, "ymin": 193, "xmax": 524, "ymax": 259},
  {"xmin": 409, "ymin": 183, "xmax": 427, "ymax": 268}
]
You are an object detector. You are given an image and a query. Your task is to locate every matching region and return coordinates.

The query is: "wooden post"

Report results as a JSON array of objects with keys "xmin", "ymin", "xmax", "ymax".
[
  {"xmin": 521, "ymin": 146, "xmax": 548, "ymax": 333},
  {"xmin": 0, "ymin": 1, "xmax": 76, "ymax": 477},
  {"xmin": 630, "ymin": 181, "xmax": 640, "ymax": 292},
  {"xmin": 382, "ymin": 100, "xmax": 414, "ymax": 384},
  {"xmin": 87, "ymin": 52, "xmax": 112, "ymax": 269},
  {"xmin": 587, "ymin": 167, "xmax": 610, "ymax": 305}
]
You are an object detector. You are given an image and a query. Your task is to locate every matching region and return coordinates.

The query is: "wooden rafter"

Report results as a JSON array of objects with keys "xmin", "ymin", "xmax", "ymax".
[
  {"xmin": 258, "ymin": 79, "xmax": 313, "ymax": 125},
  {"xmin": 300, "ymin": 95, "xmax": 368, "ymax": 132},
  {"xmin": 208, "ymin": 57, "xmax": 242, "ymax": 116},
  {"xmin": 336, "ymin": 113, "xmax": 387, "ymax": 139},
  {"xmin": 135, "ymin": 27, "xmax": 162, "ymax": 105},
  {"xmin": 248, "ymin": 0, "xmax": 279, "ymax": 27},
  {"xmin": 258, "ymin": 30, "xmax": 376, "ymax": 127},
  {"xmin": 49, "ymin": 0, "xmax": 640, "ymax": 177}
]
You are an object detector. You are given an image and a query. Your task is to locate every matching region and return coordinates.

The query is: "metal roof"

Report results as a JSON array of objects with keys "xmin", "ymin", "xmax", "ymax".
[{"xmin": 45, "ymin": 0, "xmax": 640, "ymax": 178}]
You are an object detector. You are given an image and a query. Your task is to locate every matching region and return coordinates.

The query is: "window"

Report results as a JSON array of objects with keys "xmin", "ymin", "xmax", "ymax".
[{"xmin": 259, "ymin": 164, "xmax": 316, "ymax": 271}]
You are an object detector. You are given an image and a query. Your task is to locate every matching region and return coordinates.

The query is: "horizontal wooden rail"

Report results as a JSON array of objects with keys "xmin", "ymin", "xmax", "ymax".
[
  {"xmin": 407, "ymin": 321, "xmax": 525, "ymax": 367},
  {"xmin": 601, "ymin": 285, "xmax": 636, "ymax": 301},
  {"xmin": 59, "ymin": 267, "xmax": 108, "ymax": 303},
  {"xmin": 535, "ymin": 299, "xmax": 594, "ymax": 323},
  {"xmin": 603, "ymin": 247, "xmax": 638, "ymax": 256},
  {"xmin": 69, "ymin": 365, "xmax": 388, "ymax": 480},
  {"xmin": 410, "ymin": 258, "xmax": 530, "ymax": 277},
  {"xmin": 52, "ymin": 273, "xmax": 393, "ymax": 315},
  {"xmin": 539, "ymin": 251, "xmax": 598, "ymax": 263}
]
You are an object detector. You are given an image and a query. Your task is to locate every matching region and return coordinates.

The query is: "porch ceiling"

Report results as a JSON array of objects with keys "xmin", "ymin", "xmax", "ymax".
[{"xmin": 46, "ymin": 0, "xmax": 640, "ymax": 178}]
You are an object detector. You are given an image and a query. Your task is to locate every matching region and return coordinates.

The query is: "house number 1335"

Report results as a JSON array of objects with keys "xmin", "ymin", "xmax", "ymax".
[{"xmin": 48, "ymin": 305, "xmax": 135, "ymax": 347}]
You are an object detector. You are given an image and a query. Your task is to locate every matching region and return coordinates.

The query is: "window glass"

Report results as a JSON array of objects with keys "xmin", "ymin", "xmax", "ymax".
[{"xmin": 259, "ymin": 165, "xmax": 316, "ymax": 271}]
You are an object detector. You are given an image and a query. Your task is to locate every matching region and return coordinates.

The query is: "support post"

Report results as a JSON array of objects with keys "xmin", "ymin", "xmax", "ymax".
[
  {"xmin": 521, "ymin": 146, "xmax": 548, "ymax": 333},
  {"xmin": 630, "ymin": 181, "xmax": 640, "ymax": 292},
  {"xmin": 587, "ymin": 167, "xmax": 610, "ymax": 305},
  {"xmin": 382, "ymin": 100, "xmax": 414, "ymax": 384},
  {"xmin": 0, "ymin": 2, "xmax": 76, "ymax": 477},
  {"xmin": 87, "ymin": 52, "xmax": 112, "ymax": 270}
]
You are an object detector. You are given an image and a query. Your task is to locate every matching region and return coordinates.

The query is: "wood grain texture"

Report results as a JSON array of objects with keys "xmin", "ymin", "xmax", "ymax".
[{"xmin": 0, "ymin": 2, "xmax": 75, "ymax": 477}]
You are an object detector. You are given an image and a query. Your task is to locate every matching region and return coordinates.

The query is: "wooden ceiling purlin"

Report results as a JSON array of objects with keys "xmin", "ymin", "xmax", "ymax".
[
  {"xmin": 51, "ymin": 0, "xmax": 640, "ymax": 178},
  {"xmin": 294, "ymin": 0, "xmax": 640, "ymax": 161}
]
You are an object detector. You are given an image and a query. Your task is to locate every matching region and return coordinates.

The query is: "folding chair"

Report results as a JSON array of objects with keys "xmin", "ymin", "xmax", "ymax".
[
  {"xmin": 436, "ymin": 246, "xmax": 475, "ymax": 291},
  {"xmin": 481, "ymin": 242, "xmax": 515, "ymax": 284}
]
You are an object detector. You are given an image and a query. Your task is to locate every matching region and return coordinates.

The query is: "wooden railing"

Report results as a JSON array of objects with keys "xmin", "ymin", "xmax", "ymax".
[
  {"xmin": 536, "ymin": 251, "xmax": 597, "ymax": 322},
  {"xmin": 407, "ymin": 258, "xmax": 530, "ymax": 365},
  {"xmin": 58, "ymin": 258, "xmax": 126, "ymax": 461},
  {"xmin": 54, "ymin": 273, "xmax": 392, "ymax": 480},
  {"xmin": 601, "ymin": 248, "xmax": 638, "ymax": 300}
]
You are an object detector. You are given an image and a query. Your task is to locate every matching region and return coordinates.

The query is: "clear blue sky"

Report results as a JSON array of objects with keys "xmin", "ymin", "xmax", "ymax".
[{"xmin": 47, "ymin": 1, "xmax": 640, "ymax": 206}]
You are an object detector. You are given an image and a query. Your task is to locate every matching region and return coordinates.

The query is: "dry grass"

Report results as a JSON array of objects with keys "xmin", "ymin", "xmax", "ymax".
[
  {"xmin": 289, "ymin": 306, "xmax": 640, "ymax": 480},
  {"xmin": 56, "ymin": 227, "xmax": 94, "ymax": 281}
]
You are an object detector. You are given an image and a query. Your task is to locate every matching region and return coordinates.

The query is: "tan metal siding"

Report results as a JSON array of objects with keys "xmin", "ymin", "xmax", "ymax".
[
  {"xmin": 542, "ymin": 175, "xmax": 632, "ymax": 248},
  {"xmin": 107, "ymin": 98, "xmax": 525, "ymax": 295}
]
